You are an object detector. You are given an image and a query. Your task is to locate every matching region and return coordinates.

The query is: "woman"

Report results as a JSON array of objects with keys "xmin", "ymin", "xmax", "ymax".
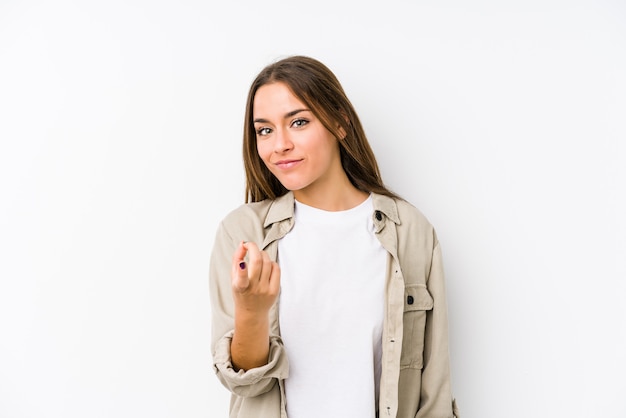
[{"xmin": 209, "ymin": 55, "xmax": 459, "ymax": 418}]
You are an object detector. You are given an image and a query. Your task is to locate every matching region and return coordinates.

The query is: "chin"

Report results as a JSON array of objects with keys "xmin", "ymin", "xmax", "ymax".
[
  {"xmin": 276, "ymin": 181, "xmax": 309, "ymax": 193},
  {"xmin": 279, "ymin": 184, "xmax": 305, "ymax": 192},
  {"xmin": 272, "ymin": 176, "xmax": 309, "ymax": 192}
]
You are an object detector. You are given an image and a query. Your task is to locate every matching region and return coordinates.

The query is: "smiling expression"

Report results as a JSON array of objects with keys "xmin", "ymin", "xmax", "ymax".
[{"xmin": 253, "ymin": 82, "xmax": 345, "ymax": 199}]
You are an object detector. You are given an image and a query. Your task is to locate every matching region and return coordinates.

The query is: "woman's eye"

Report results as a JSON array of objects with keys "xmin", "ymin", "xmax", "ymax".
[
  {"xmin": 292, "ymin": 118, "xmax": 309, "ymax": 128},
  {"xmin": 256, "ymin": 127, "xmax": 272, "ymax": 136}
]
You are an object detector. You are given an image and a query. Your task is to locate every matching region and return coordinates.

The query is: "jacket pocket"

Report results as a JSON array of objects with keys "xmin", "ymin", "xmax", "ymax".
[{"xmin": 400, "ymin": 284, "xmax": 433, "ymax": 369}]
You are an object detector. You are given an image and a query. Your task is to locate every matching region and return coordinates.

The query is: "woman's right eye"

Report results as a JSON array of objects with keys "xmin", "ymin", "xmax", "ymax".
[{"xmin": 256, "ymin": 127, "xmax": 272, "ymax": 136}]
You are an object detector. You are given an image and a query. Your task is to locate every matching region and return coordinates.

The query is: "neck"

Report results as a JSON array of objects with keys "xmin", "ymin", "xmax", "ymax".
[{"xmin": 293, "ymin": 175, "xmax": 369, "ymax": 211}]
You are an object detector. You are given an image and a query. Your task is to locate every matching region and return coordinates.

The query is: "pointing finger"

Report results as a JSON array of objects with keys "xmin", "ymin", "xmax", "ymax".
[{"xmin": 243, "ymin": 241, "xmax": 263, "ymax": 279}]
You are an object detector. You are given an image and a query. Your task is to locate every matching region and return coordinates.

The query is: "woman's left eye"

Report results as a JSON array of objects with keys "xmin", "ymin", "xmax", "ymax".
[{"xmin": 291, "ymin": 118, "xmax": 308, "ymax": 128}]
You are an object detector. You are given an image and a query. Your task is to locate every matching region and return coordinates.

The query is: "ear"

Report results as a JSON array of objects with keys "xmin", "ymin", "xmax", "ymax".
[
  {"xmin": 337, "ymin": 126, "xmax": 347, "ymax": 140},
  {"xmin": 337, "ymin": 113, "xmax": 349, "ymax": 140}
]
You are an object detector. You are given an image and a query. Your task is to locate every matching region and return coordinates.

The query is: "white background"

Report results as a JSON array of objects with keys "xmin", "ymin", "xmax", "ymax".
[{"xmin": 1, "ymin": 1, "xmax": 624, "ymax": 417}]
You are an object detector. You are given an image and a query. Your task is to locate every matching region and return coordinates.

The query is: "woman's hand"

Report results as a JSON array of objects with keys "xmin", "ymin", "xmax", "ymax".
[
  {"xmin": 229, "ymin": 241, "xmax": 280, "ymax": 371},
  {"xmin": 231, "ymin": 241, "xmax": 280, "ymax": 315}
]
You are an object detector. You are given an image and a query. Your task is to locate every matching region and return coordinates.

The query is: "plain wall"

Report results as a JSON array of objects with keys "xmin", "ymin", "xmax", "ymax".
[{"xmin": 1, "ymin": 1, "xmax": 624, "ymax": 417}]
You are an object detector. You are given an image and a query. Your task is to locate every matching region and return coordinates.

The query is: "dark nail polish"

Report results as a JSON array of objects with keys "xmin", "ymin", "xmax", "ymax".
[{"xmin": 239, "ymin": 262, "xmax": 246, "ymax": 270}]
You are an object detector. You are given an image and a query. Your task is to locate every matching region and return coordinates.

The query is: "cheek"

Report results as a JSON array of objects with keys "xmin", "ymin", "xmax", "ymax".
[
  {"xmin": 256, "ymin": 141, "xmax": 267, "ymax": 159},
  {"xmin": 256, "ymin": 141, "xmax": 272, "ymax": 165}
]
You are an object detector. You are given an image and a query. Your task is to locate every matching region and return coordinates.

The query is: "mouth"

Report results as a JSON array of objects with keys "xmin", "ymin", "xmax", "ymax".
[{"xmin": 274, "ymin": 159, "xmax": 303, "ymax": 170}]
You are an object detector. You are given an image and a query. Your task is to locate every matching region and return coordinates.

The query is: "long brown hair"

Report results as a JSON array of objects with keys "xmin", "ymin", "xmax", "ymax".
[{"xmin": 243, "ymin": 55, "xmax": 398, "ymax": 203}]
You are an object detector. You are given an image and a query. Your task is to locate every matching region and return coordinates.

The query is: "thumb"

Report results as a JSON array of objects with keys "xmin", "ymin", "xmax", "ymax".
[{"xmin": 232, "ymin": 242, "xmax": 250, "ymax": 292}]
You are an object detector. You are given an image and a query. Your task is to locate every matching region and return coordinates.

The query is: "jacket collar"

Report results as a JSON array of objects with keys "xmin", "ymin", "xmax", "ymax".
[
  {"xmin": 371, "ymin": 193, "xmax": 400, "ymax": 224},
  {"xmin": 263, "ymin": 191, "xmax": 400, "ymax": 228},
  {"xmin": 263, "ymin": 192, "xmax": 296, "ymax": 228}
]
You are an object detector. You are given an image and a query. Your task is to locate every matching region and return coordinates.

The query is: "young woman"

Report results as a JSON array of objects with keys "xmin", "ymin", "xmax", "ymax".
[{"xmin": 209, "ymin": 56, "xmax": 459, "ymax": 418}]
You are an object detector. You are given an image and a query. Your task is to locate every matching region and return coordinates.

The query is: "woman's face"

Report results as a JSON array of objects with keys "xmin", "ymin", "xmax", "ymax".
[{"xmin": 253, "ymin": 82, "xmax": 344, "ymax": 199}]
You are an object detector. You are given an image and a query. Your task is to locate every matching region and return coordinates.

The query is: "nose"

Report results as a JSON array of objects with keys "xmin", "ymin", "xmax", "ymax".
[{"xmin": 273, "ymin": 129, "xmax": 293, "ymax": 153}]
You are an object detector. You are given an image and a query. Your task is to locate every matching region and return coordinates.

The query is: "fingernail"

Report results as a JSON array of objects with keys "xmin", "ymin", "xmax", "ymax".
[{"xmin": 239, "ymin": 262, "xmax": 246, "ymax": 270}]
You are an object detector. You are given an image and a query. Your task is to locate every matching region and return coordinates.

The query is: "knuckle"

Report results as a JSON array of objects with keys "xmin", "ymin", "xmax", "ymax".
[{"xmin": 249, "ymin": 257, "xmax": 262, "ymax": 269}]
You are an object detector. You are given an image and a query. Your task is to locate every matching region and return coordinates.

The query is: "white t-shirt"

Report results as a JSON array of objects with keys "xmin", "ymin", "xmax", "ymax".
[{"xmin": 278, "ymin": 196, "xmax": 387, "ymax": 418}]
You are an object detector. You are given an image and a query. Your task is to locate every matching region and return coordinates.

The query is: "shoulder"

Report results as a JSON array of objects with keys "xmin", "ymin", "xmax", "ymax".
[
  {"xmin": 394, "ymin": 198, "xmax": 432, "ymax": 228},
  {"xmin": 396, "ymin": 198, "xmax": 438, "ymax": 244},
  {"xmin": 374, "ymin": 194, "xmax": 438, "ymax": 250},
  {"xmin": 219, "ymin": 199, "xmax": 273, "ymax": 235},
  {"xmin": 218, "ymin": 192, "xmax": 295, "ymax": 241},
  {"xmin": 373, "ymin": 194, "xmax": 434, "ymax": 232}
]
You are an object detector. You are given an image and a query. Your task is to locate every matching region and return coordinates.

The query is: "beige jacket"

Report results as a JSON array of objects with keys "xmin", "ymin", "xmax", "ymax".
[{"xmin": 209, "ymin": 192, "xmax": 459, "ymax": 418}]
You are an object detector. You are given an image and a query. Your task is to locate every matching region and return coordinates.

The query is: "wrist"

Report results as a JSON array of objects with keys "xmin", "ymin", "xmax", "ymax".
[{"xmin": 234, "ymin": 308, "xmax": 269, "ymax": 327}]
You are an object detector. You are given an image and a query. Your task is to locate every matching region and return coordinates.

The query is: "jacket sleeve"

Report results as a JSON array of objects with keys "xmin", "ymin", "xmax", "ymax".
[
  {"xmin": 416, "ymin": 239, "xmax": 460, "ymax": 418},
  {"xmin": 209, "ymin": 220, "xmax": 289, "ymax": 398}
]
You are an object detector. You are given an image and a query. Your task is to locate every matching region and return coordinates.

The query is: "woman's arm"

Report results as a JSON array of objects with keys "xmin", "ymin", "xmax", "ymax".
[
  {"xmin": 209, "ymin": 221, "xmax": 288, "ymax": 398},
  {"xmin": 230, "ymin": 241, "xmax": 281, "ymax": 371},
  {"xmin": 416, "ymin": 240, "xmax": 458, "ymax": 418}
]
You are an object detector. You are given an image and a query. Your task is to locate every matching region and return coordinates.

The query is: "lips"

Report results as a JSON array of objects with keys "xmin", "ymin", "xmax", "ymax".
[{"xmin": 274, "ymin": 159, "xmax": 303, "ymax": 170}]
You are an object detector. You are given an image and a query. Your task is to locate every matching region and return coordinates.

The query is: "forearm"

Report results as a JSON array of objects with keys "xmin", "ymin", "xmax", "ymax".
[{"xmin": 231, "ymin": 309, "xmax": 271, "ymax": 371}]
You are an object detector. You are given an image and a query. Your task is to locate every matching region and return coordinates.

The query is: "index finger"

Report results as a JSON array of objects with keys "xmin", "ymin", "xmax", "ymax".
[{"xmin": 243, "ymin": 241, "xmax": 262, "ymax": 264}]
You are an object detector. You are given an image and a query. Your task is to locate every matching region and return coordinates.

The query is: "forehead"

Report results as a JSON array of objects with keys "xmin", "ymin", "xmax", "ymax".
[{"xmin": 253, "ymin": 82, "xmax": 307, "ymax": 118}]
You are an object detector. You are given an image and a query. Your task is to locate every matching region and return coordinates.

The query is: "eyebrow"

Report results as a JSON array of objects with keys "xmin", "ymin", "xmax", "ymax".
[{"xmin": 253, "ymin": 108, "xmax": 310, "ymax": 124}]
